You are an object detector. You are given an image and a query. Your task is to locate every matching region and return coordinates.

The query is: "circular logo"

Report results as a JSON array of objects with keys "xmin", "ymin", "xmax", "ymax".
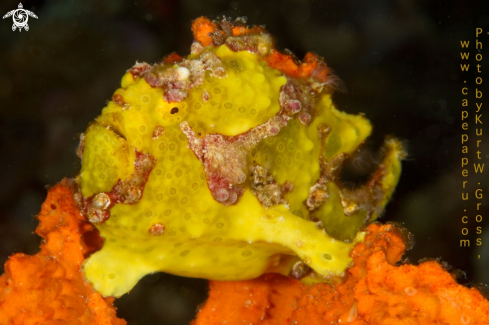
[{"xmin": 2, "ymin": 3, "xmax": 38, "ymax": 32}]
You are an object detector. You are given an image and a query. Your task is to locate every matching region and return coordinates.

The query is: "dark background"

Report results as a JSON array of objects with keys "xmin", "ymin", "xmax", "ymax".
[{"xmin": 1, "ymin": 0, "xmax": 489, "ymax": 324}]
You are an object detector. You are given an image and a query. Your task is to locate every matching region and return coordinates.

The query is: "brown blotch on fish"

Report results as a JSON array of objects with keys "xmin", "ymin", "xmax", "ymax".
[
  {"xmin": 152, "ymin": 126, "xmax": 164, "ymax": 140},
  {"xmin": 149, "ymin": 223, "xmax": 165, "ymax": 236},
  {"xmin": 112, "ymin": 94, "xmax": 125, "ymax": 106},
  {"xmin": 290, "ymin": 261, "xmax": 311, "ymax": 279},
  {"xmin": 250, "ymin": 165, "xmax": 287, "ymax": 208}
]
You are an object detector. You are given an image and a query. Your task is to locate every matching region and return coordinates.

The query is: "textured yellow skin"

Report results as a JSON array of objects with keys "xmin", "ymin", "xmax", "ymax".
[
  {"xmin": 80, "ymin": 45, "xmax": 403, "ymax": 297},
  {"xmin": 186, "ymin": 46, "xmax": 286, "ymax": 136}
]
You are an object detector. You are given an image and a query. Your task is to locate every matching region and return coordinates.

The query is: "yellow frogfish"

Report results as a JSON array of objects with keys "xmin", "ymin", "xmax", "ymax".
[{"xmin": 78, "ymin": 17, "xmax": 406, "ymax": 297}]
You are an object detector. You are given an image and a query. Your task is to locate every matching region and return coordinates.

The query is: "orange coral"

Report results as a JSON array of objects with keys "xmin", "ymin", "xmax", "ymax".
[
  {"xmin": 193, "ymin": 223, "xmax": 489, "ymax": 325},
  {"xmin": 191, "ymin": 17, "xmax": 218, "ymax": 47},
  {"xmin": 0, "ymin": 180, "xmax": 125, "ymax": 325}
]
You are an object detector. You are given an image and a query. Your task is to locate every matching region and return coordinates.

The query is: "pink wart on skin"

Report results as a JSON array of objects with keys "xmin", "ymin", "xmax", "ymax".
[
  {"xmin": 130, "ymin": 51, "xmax": 226, "ymax": 104},
  {"xmin": 179, "ymin": 77, "xmax": 320, "ymax": 207},
  {"xmin": 128, "ymin": 62, "xmax": 152, "ymax": 78},
  {"xmin": 179, "ymin": 123, "xmax": 246, "ymax": 206},
  {"xmin": 180, "ymin": 98, "xmax": 297, "ymax": 206},
  {"xmin": 84, "ymin": 150, "xmax": 156, "ymax": 223}
]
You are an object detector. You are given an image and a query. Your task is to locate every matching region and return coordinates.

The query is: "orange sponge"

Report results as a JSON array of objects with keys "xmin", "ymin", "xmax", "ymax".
[
  {"xmin": 194, "ymin": 223, "xmax": 489, "ymax": 325},
  {"xmin": 0, "ymin": 180, "xmax": 125, "ymax": 325}
]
